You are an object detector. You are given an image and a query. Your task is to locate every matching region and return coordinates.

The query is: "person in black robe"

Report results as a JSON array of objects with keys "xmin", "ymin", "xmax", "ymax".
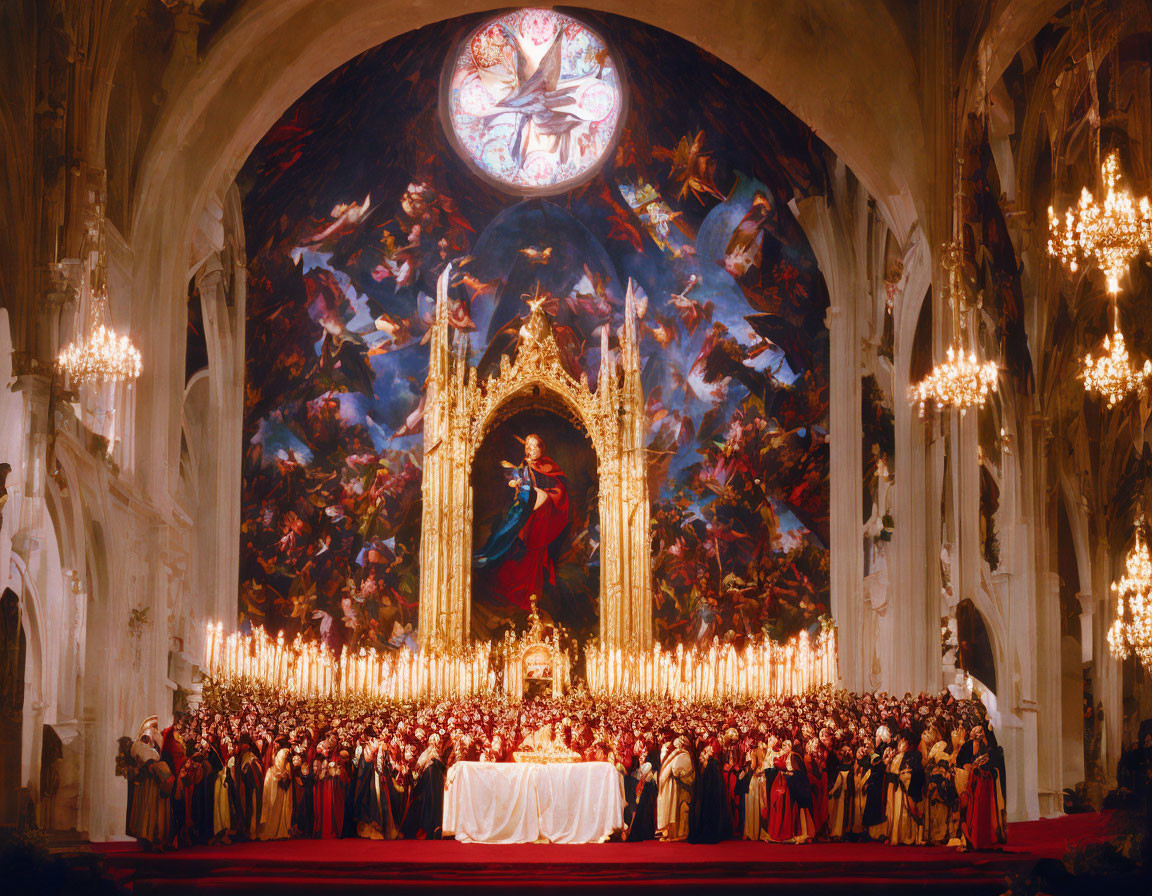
[
  {"xmin": 340, "ymin": 750, "xmax": 358, "ymax": 838},
  {"xmin": 187, "ymin": 747, "xmax": 220, "ymax": 845},
  {"xmin": 721, "ymin": 734, "xmax": 744, "ymax": 835},
  {"xmin": 228, "ymin": 735, "xmax": 263, "ymax": 842},
  {"xmin": 861, "ymin": 728, "xmax": 890, "ymax": 838},
  {"xmin": 688, "ymin": 741, "xmax": 732, "ymax": 843},
  {"xmin": 785, "ymin": 743, "xmax": 815, "ymax": 839},
  {"xmin": 352, "ymin": 738, "xmax": 389, "ymax": 839},
  {"xmin": 407, "ymin": 736, "xmax": 445, "ymax": 840},
  {"xmin": 290, "ymin": 752, "xmax": 314, "ymax": 838},
  {"xmin": 621, "ymin": 742, "xmax": 642, "ymax": 832},
  {"xmin": 626, "ymin": 752, "xmax": 659, "ymax": 842},
  {"xmin": 385, "ymin": 743, "xmax": 412, "ymax": 835}
]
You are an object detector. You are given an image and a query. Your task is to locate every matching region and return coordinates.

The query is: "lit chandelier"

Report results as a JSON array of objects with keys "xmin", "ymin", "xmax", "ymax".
[
  {"xmin": 1079, "ymin": 313, "xmax": 1151, "ymax": 408},
  {"xmin": 1048, "ymin": 152, "xmax": 1152, "ymax": 296},
  {"xmin": 1049, "ymin": 152, "xmax": 1152, "ymax": 405},
  {"xmin": 57, "ymin": 206, "xmax": 142, "ymax": 386},
  {"xmin": 1106, "ymin": 528, "xmax": 1152, "ymax": 673},
  {"xmin": 909, "ymin": 242, "xmax": 999, "ymax": 418}
]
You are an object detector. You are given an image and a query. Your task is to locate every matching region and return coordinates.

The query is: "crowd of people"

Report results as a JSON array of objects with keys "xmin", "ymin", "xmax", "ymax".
[{"xmin": 116, "ymin": 686, "xmax": 1007, "ymax": 851}]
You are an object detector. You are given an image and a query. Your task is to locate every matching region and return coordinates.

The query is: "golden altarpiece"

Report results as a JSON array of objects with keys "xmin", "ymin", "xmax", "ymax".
[{"xmin": 418, "ymin": 265, "xmax": 652, "ymax": 652}]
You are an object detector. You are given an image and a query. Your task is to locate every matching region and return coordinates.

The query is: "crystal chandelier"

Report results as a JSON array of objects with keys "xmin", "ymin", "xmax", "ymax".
[
  {"xmin": 909, "ymin": 243, "xmax": 999, "ymax": 418},
  {"xmin": 1048, "ymin": 152, "xmax": 1152, "ymax": 405},
  {"xmin": 57, "ymin": 205, "xmax": 142, "ymax": 386},
  {"xmin": 1079, "ymin": 317, "xmax": 1151, "ymax": 408},
  {"xmin": 1048, "ymin": 152, "xmax": 1152, "ymax": 296},
  {"xmin": 1106, "ymin": 529, "xmax": 1152, "ymax": 673}
]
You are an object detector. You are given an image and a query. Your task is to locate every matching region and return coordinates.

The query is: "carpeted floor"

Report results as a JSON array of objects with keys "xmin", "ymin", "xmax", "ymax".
[{"xmin": 90, "ymin": 811, "xmax": 1121, "ymax": 895}]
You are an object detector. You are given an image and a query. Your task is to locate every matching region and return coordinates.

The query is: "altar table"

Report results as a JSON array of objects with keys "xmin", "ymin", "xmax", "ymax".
[{"xmin": 443, "ymin": 761, "xmax": 624, "ymax": 844}]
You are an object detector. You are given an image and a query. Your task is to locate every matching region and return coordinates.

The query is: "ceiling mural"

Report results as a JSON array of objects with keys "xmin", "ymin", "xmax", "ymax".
[{"xmin": 237, "ymin": 10, "xmax": 832, "ymax": 654}]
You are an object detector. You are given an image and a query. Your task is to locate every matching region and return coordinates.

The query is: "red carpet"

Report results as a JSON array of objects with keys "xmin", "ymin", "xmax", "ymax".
[{"xmin": 93, "ymin": 812, "xmax": 1120, "ymax": 895}]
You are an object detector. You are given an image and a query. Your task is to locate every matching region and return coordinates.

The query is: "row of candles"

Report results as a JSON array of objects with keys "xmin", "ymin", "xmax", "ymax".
[
  {"xmin": 203, "ymin": 623, "xmax": 498, "ymax": 701},
  {"xmin": 584, "ymin": 624, "xmax": 838, "ymax": 700},
  {"xmin": 203, "ymin": 620, "xmax": 839, "ymax": 703}
]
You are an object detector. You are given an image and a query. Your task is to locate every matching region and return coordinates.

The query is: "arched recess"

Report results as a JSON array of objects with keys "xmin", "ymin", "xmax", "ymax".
[
  {"xmin": 1055, "ymin": 498, "xmax": 1088, "ymax": 789},
  {"xmin": 956, "ymin": 597, "xmax": 998, "ymax": 695},
  {"xmin": 470, "ymin": 390, "xmax": 600, "ymax": 643},
  {"xmin": 418, "ymin": 268, "xmax": 650, "ymax": 651},
  {"xmin": 0, "ymin": 587, "xmax": 25, "ymax": 824}
]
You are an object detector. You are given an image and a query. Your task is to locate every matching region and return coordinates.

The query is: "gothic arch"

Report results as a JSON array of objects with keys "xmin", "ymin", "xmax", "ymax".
[{"xmin": 418, "ymin": 267, "xmax": 650, "ymax": 650}]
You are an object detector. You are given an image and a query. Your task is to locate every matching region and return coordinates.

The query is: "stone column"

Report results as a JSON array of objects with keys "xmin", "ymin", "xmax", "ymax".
[
  {"xmin": 196, "ymin": 259, "xmax": 244, "ymax": 628},
  {"xmin": 891, "ymin": 237, "xmax": 939, "ymax": 695},
  {"xmin": 826, "ymin": 303, "xmax": 864, "ymax": 690},
  {"xmin": 790, "ymin": 195, "xmax": 865, "ymax": 691}
]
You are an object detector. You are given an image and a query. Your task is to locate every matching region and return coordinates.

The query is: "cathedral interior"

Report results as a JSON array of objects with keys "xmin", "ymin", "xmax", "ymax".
[{"xmin": 0, "ymin": 1, "xmax": 1151, "ymax": 891}]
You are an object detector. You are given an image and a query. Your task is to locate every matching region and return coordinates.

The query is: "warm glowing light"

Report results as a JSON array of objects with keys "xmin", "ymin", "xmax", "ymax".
[
  {"xmin": 909, "ymin": 243, "xmax": 998, "ymax": 418},
  {"xmin": 1080, "ymin": 325, "xmax": 1151, "ymax": 407},
  {"xmin": 909, "ymin": 345, "xmax": 999, "ymax": 418},
  {"xmin": 1048, "ymin": 152, "xmax": 1152, "ymax": 295},
  {"xmin": 1107, "ymin": 530, "xmax": 1152, "ymax": 673},
  {"xmin": 57, "ymin": 287, "xmax": 143, "ymax": 385},
  {"xmin": 202, "ymin": 619, "xmax": 838, "ymax": 703}
]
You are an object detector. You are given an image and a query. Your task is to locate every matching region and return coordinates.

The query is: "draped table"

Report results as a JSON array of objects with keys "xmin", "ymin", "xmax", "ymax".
[{"xmin": 443, "ymin": 761, "xmax": 624, "ymax": 844}]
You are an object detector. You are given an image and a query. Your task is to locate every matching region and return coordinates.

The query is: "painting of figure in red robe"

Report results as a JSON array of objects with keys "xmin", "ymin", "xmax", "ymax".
[{"xmin": 471, "ymin": 410, "xmax": 598, "ymax": 643}]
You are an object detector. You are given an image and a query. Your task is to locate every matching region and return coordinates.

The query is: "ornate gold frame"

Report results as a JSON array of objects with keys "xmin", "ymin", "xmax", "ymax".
[{"xmin": 418, "ymin": 265, "xmax": 652, "ymax": 650}]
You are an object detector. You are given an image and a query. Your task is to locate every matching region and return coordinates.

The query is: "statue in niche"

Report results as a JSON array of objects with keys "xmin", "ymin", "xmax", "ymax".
[
  {"xmin": 474, "ymin": 433, "xmax": 570, "ymax": 610},
  {"xmin": 863, "ymin": 450, "xmax": 893, "ymax": 587},
  {"xmin": 862, "ymin": 448, "xmax": 893, "ymax": 689}
]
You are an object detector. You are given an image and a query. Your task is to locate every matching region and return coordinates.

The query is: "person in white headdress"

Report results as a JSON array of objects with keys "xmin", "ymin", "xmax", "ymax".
[
  {"xmin": 257, "ymin": 742, "xmax": 294, "ymax": 840},
  {"xmin": 656, "ymin": 736, "xmax": 694, "ymax": 841},
  {"xmin": 128, "ymin": 715, "xmax": 173, "ymax": 850}
]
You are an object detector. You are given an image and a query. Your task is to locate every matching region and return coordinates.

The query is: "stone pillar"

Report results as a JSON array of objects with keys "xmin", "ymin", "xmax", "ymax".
[
  {"xmin": 790, "ymin": 195, "xmax": 865, "ymax": 691},
  {"xmin": 1076, "ymin": 592, "xmax": 1093, "ymax": 665},
  {"xmin": 196, "ymin": 258, "xmax": 244, "ymax": 629},
  {"xmin": 826, "ymin": 304, "xmax": 864, "ymax": 689}
]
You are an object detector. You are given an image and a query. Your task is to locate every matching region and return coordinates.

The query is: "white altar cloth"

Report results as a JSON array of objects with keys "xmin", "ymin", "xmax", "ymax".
[{"xmin": 443, "ymin": 761, "xmax": 624, "ymax": 844}]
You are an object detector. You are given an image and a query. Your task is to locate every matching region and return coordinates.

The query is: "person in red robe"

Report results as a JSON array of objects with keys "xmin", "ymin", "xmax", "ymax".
[
  {"xmin": 765, "ymin": 741, "xmax": 798, "ymax": 842},
  {"xmin": 958, "ymin": 725, "xmax": 1005, "ymax": 850},
  {"xmin": 804, "ymin": 738, "xmax": 830, "ymax": 839},
  {"xmin": 474, "ymin": 433, "xmax": 569, "ymax": 609}
]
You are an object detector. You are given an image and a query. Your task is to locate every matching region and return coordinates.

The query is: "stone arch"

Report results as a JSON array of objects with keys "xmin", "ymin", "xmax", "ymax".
[
  {"xmin": 471, "ymin": 382, "xmax": 605, "ymax": 481},
  {"xmin": 0, "ymin": 586, "xmax": 26, "ymax": 824},
  {"xmin": 121, "ymin": 3, "xmax": 925, "ymax": 508},
  {"xmin": 956, "ymin": 596, "xmax": 1000, "ymax": 696}
]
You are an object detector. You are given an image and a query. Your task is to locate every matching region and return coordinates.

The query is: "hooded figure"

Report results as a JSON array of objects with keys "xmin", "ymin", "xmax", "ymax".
[
  {"xmin": 688, "ymin": 741, "xmax": 731, "ymax": 843},
  {"xmin": 258, "ymin": 746, "xmax": 294, "ymax": 840}
]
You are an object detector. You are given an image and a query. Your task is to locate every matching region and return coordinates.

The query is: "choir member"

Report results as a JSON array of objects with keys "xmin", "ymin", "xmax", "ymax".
[
  {"xmin": 290, "ymin": 752, "xmax": 315, "ymax": 838},
  {"xmin": 957, "ymin": 724, "xmax": 1006, "ymax": 850},
  {"xmin": 827, "ymin": 745, "xmax": 853, "ymax": 839},
  {"xmin": 258, "ymin": 743, "xmax": 294, "ymax": 840},
  {"xmin": 884, "ymin": 730, "xmax": 925, "ymax": 845},
  {"xmin": 688, "ymin": 739, "xmax": 731, "ymax": 843},
  {"xmin": 353, "ymin": 735, "xmax": 392, "ymax": 839},
  {"xmin": 656, "ymin": 736, "xmax": 695, "ymax": 842},
  {"xmin": 862, "ymin": 727, "xmax": 890, "ymax": 840},
  {"xmin": 804, "ymin": 738, "xmax": 829, "ymax": 839}
]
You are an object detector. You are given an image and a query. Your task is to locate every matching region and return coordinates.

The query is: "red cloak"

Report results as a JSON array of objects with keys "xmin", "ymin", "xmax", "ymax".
[{"xmin": 492, "ymin": 454, "xmax": 569, "ymax": 609}]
